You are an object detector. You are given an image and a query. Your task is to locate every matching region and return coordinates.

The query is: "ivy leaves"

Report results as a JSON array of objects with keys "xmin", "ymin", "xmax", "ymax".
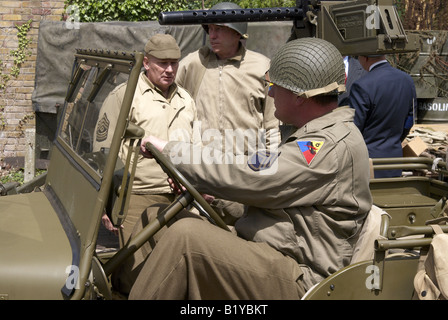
[
  {"xmin": 10, "ymin": 20, "xmax": 32, "ymax": 78},
  {"xmin": 64, "ymin": 0, "xmax": 197, "ymax": 22},
  {"xmin": 63, "ymin": 0, "xmax": 297, "ymax": 22},
  {"xmin": 0, "ymin": 19, "xmax": 32, "ymax": 91}
]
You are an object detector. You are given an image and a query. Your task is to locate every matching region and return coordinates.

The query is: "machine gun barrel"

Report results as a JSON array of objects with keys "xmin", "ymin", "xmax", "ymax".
[
  {"xmin": 158, "ymin": 7, "xmax": 305, "ymax": 25},
  {"xmin": 158, "ymin": 1, "xmax": 419, "ymax": 56}
]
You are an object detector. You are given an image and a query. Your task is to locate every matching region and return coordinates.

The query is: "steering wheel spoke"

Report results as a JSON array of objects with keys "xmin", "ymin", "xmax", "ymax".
[{"xmin": 146, "ymin": 142, "xmax": 230, "ymax": 232}]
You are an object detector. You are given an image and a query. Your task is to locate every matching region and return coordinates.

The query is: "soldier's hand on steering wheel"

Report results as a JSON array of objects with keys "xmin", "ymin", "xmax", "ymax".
[{"xmin": 140, "ymin": 135, "xmax": 168, "ymax": 158}]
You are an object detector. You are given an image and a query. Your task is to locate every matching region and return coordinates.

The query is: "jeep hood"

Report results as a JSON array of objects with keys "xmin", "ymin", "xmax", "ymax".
[{"xmin": 0, "ymin": 192, "xmax": 73, "ymax": 299}]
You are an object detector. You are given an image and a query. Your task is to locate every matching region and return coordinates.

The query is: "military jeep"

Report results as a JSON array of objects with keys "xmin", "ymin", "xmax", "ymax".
[
  {"xmin": 0, "ymin": 47, "xmax": 232, "ymax": 300},
  {"xmin": 0, "ymin": 49, "xmax": 145, "ymax": 299},
  {"xmin": 2, "ymin": 0, "xmax": 448, "ymax": 299}
]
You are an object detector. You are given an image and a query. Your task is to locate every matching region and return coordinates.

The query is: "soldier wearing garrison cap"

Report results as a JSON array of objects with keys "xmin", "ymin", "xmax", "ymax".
[
  {"xmin": 93, "ymin": 33, "xmax": 198, "ymax": 296},
  {"xmin": 144, "ymin": 33, "xmax": 181, "ymax": 60},
  {"xmin": 130, "ymin": 38, "xmax": 373, "ymax": 299}
]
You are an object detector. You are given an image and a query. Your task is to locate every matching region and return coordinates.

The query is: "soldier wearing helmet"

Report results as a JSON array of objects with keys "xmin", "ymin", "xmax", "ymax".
[
  {"xmin": 131, "ymin": 38, "xmax": 373, "ymax": 299},
  {"xmin": 176, "ymin": 2, "xmax": 280, "ymax": 225},
  {"xmin": 201, "ymin": 1, "xmax": 248, "ymax": 41}
]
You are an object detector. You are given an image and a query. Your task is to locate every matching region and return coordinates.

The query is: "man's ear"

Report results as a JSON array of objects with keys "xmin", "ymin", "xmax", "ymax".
[
  {"xmin": 143, "ymin": 56, "xmax": 150, "ymax": 71},
  {"xmin": 296, "ymin": 95, "xmax": 306, "ymax": 107}
]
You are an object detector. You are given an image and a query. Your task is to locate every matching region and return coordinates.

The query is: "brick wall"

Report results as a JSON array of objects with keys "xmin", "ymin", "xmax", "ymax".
[{"xmin": 0, "ymin": 0, "xmax": 65, "ymax": 163}]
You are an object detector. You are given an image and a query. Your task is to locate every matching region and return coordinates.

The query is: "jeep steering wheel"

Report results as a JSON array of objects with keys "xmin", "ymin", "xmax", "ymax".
[{"xmin": 145, "ymin": 142, "xmax": 230, "ymax": 232}]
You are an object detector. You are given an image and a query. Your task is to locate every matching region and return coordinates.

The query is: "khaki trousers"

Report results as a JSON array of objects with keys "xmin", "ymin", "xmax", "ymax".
[
  {"xmin": 129, "ymin": 217, "xmax": 307, "ymax": 300},
  {"xmin": 120, "ymin": 193, "xmax": 174, "ymax": 245},
  {"xmin": 112, "ymin": 198, "xmax": 198, "ymax": 295},
  {"xmin": 113, "ymin": 194, "xmax": 174, "ymax": 295}
]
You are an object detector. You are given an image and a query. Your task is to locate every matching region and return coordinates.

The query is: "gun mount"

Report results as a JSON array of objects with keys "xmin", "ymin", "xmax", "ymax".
[{"xmin": 158, "ymin": 0, "xmax": 419, "ymax": 56}]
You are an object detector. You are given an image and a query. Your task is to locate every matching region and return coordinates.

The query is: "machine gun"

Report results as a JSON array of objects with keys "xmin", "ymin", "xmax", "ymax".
[{"xmin": 158, "ymin": 0, "xmax": 419, "ymax": 56}]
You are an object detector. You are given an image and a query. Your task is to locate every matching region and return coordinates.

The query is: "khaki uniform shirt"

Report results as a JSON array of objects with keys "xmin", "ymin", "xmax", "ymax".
[
  {"xmin": 163, "ymin": 106, "xmax": 373, "ymax": 289},
  {"xmin": 95, "ymin": 72, "xmax": 197, "ymax": 194},
  {"xmin": 176, "ymin": 45, "xmax": 279, "ymax": 155}
]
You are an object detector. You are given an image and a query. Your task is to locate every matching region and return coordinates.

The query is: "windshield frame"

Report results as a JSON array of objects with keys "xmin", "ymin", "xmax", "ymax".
[{"xmin": 54, "ymin": 50, "xmax": 143, "ymax": 189}]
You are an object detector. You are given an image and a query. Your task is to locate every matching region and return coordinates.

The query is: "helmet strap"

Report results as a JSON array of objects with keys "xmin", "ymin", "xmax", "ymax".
[{"xmin": 297, "ymin": 82, "xmax": 346, "ymax": 98}]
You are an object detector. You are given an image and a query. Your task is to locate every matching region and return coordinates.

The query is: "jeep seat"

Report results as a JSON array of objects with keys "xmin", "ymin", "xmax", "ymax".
[{"xmin": 302, "ymin": 205, "xmax": 420, "ymax": 300}]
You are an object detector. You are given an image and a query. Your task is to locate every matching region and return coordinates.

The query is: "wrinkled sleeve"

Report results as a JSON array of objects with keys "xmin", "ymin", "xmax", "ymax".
[
  {"xmin": 162, "ymin": 135, "xmax": 338, "ymax": 209},
  {"xmin": 262, "ymin": 95, "xmax": 281, "ymax": 150},
  {"xmin": 349, "ymin": 82, "xmax": 370, "ymax": 132},
  {"xmin": 404, "ymin": 83, "xmax": 417, "ymax": 130},
  {"xmin": 175, "ymin": 59, "xmax": 187, "ymax": 88}
]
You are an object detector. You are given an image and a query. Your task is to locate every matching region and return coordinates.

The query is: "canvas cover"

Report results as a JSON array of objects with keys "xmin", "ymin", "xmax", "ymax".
[{"xmin": 32, "ymin": 20, "xmax": 292, "ymax": 115}]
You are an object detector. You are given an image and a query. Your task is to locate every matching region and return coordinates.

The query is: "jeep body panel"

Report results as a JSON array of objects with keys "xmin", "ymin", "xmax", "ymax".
[
  {"xmin": 0, "ymin": 192, "xmax": 72, "ymax": 299},
  {"xmin": 0, "ymin": 49, "xmax": 144, "ymax": 299}
]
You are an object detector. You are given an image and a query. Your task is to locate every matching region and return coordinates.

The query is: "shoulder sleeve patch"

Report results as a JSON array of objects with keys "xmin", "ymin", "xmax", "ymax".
[
  {"xmin": 297, "ymin": 141, "xmax": 324, "ymax": 165},
  {"xmin": 248, "ymin": 150, "xmax": 281, "ymax": 172}
]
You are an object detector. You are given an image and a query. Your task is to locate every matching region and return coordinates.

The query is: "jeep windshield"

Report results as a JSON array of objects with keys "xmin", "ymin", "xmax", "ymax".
[
  {"xmin": 57, "ymin": 50, "xmax": 135, "ymax": 181},
  {"xmin": 0, "ymin": 49, "xmax": 143, "ymax": 300}
]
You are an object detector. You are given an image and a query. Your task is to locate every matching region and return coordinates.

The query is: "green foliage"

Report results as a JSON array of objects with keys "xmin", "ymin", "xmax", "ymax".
[
  {"xmin": 0, "ymin": 106, "xmax": 6, "ymax": 130},
  {"xmin": 0, "ymin": 169, "xmax": 25, "ymax": 185},
  {"xmin": 0, "ymin": 19, "xmax": 33, "ymax": 131},
  {"xmin": 0, "ymin": 169, "xmax": 46, "ymax": 185},
  {"xmin": 0, "ymin": 19, "xmax": 32, "ymax": 91},
  {"xmin": 64, "ymin": 0, "xmax": 201, "ymax": 22},
  {"xmin": 395, "ymin": 0, "xmax": 405, "ymax": 18},
  {"xmin": 64, "ymin": 0, "xmax": 297, "ymax": 22},
  {"xmin": 0, "ymin": 61, "xmax": 9, "ymax": 91},
  {"xmin": 10, "ymin": 20, "xmax": 33, "ymax": 78}
]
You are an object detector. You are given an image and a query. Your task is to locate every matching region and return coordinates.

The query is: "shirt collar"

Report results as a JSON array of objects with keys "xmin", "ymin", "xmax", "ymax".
[
  {"xmin": 139, "ymin": 71, "xmax": 178, "ymax": 101},
  {"xmin": 291, "ymin": 107, "xmax": 355, "ymax": 138},
  {"xmin": 343, "ymin": 56, "xmax": 349, "ymax": 75},
  {"xmin": 369, "ymin": 60, "xmax": 388, "ymax": 72},
  {"xmin": 210, "ymin": 43, "xmax": 246, "ymax": 62}
]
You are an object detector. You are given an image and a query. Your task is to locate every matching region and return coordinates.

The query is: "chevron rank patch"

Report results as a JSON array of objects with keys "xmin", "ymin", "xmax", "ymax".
[
  {"xmin": 297, "ymin": 140, "xmax": 324, "ymax": 165},
  {"xmin": 248, "ymin": 150, "xmax": 280, "ymax": 172},
  {"xmin": 96, "ymin": 113, "xmax": 110, "ymax": 142}
]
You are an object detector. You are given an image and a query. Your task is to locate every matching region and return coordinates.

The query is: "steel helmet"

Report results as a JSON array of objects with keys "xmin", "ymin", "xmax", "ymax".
[
  {"xmin": 202, "ymin": 2, "xmax": 249, "ymax": 39},
  {"xmin": 269, "ymin": 38, "xmax": 346, "ymax": 98}
]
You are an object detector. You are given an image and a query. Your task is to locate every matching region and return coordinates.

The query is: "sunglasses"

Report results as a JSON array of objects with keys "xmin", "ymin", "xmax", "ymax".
[{"xmin": 264, "ymin": 80, "xmax": 274, "ymax": 92}]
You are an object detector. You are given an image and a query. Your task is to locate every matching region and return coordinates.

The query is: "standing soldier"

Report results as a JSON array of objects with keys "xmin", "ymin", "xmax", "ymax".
[{"xmin": 176, "ymin": 2, "xmax": 280, "ymax": 224}]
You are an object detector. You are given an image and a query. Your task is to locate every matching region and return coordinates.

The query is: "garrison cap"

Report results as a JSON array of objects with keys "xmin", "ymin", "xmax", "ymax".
[{"xmin": 144, "ymin": 34, "xmax": 181, "ymax": 60}]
